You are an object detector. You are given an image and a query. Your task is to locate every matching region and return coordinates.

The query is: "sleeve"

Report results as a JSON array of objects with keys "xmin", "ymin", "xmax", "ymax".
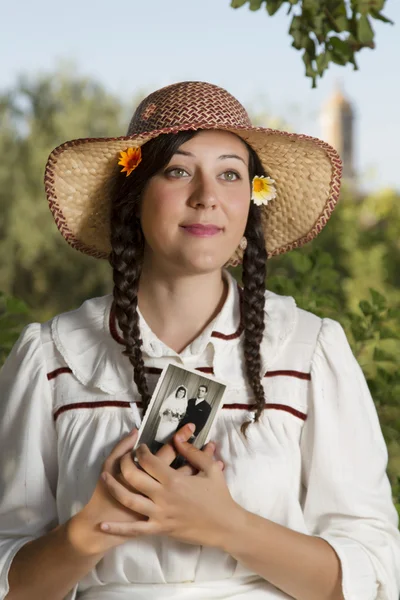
[
  {"xmin": 0, "ymin": 324, "xmax": 60, "ymax": 599},
  {"xmin": 300, "ymin": 318, "xmax": 400, "ymax": 600}
]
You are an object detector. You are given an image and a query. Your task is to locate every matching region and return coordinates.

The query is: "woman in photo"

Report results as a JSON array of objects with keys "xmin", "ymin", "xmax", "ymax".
[
  {"xmin": 1, "ymin": 80, "xmax": 400, "ymax": 600},
  {"xmin": 154, "ymin": 385, "xmax": 188, "ymax": 446}
]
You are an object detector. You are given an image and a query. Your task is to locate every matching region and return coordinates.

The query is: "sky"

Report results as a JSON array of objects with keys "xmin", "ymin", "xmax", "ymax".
[{"xmin": 2, "ymin": 0, "xmax": 399, "ymax": 191}]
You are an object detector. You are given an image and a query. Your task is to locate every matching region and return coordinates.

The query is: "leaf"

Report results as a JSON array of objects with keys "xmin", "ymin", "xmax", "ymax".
[
  {"xmin": 359, "ymin": 300, "xmax": 374, "ymax": 316},
  {"xmin": 369, "ymin": 288, "xmax": 387, "ymax": 311},
  {"xmin": 265, "ymin": 0, "xmax": 284, "ymax": 15},
  {"xmin": 330, "ymin": 36, "xmax": 353, "ymax": 60},
  {"xmin": 334, "ymin": 15, "xmax": 349, "ymax": 32},
  {"xmin": 370, "ymin": 10, "xmax": 393, "ymax": 24},
  {"xmin": 230, "ymin": 0, "xmax": 249, "ymax": 8},
  {"xmin": 249, "ymin": 0, "xmax": 263, "ymax": 9},
  {"xmin": 357, "ymin": 15, "xmax": 374, "ymax": 44},
  {"xmin": 316, "ymin": 50, "xmax": 332, "ymax": 75},
  {"xmin": 373, "ymin": 347, "xmax": 397, "ymax": 363}
]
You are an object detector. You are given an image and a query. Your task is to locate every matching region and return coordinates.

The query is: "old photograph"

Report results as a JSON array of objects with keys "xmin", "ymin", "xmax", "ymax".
[{"xmin": 134, "ymin": 362, "xmax": 227, "ymax": 455}]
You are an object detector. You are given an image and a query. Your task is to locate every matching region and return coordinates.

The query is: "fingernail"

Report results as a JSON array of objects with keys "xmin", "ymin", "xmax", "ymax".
[
  {"xmin": 129, "ymin": 428, "xmax": 137, "ymax": 436},
  {"xmin": 101, "ymin": 523, "xmax": 110, "ymax": 531},
  {"xmin": 187, "ymin": 423, "xmax": 196, "ymax": 433},
  {"xmin": 101, "ymin": 472, "xmax": 108, "ymax": 482},
  {"xmin": 207, "ymin": 441, "xmax": 216, "ymax": 451}
]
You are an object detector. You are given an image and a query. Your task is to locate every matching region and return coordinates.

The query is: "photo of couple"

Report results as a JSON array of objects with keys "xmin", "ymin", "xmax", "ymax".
[
  {"xmin": 153, "ymin": 383, "xmax": 211, "ymax": 451},
  {"xmin": 135, "ymin": 363, "xmax": 227, "ymax": 457}
]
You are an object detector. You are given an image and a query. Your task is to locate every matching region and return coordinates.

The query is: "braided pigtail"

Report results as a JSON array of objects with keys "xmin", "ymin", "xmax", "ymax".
[
  {"xmin": 240, "ymin": 202, "xmax": 267, "ymax": 435},
  {"xmin": 109, "ymin": 181, "xmax": 152, "ymax": 411},
  {"xmin": 239, "ymin": 144, "xmax": 269, "ymax": 435}
]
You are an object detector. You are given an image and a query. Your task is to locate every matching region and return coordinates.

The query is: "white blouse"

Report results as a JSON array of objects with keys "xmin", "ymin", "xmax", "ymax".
[{"xmin": 0, "ymin": 271, "xmax": 399, "ymax": 600}]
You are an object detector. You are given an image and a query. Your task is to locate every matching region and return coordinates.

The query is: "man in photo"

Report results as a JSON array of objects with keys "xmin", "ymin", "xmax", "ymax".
[{"xmin": 178, "ymin": 384, "xmax": 211, "ymax": 437}]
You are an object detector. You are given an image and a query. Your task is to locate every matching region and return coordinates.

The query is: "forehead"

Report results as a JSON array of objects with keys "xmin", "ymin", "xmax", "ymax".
[{"xmin": 177, "ymin": 130, "xmax": 248, "ymax": 161}]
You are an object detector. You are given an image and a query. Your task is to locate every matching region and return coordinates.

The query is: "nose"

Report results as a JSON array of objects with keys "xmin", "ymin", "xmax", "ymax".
[{"xmin": 187, "ymin": 173, "xmax": 218, "ymax": 210}]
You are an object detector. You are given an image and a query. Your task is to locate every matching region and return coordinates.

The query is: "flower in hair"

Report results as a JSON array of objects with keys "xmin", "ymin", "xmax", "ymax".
[
  {"xmin": 251, "ymin": 175, "xmax": 277, "ymax": 206},
  {"xmin": 118, "ymin": 146, "xmax": 142, "ymax": 176}
]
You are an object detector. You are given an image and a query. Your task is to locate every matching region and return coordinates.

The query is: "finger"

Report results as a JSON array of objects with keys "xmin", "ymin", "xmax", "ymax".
[
  {"xmin": 102, "ymin": 472, "xmax": 156, "ymax": 518},
  {"xmin": 173, "ymin": 435, "xmax": 219, "ymax": 476},
  {"xmin": 103, "ymin": 429, "xmax": 138, "ymax": 475},
  {"xmin": 101, "ymin": 519, "xmax": 159, "ymax": 537},
  {"xmin": 134, "ymin": 444, "xmax": 174, "ymax": 484},
  {"xmin": 119, "ymin": 452, "xmax": 161, "ymax": 498},
  {"xmin": 177, "ymin": 441, "xmax": 217, "ymax": 476},
  {"xmin": 155, "ymin": 424, "xmax": 195, "ymax": 465},
  {"xmin": 203, "ymin": 442, "xmax": 225, "ymax": 471}
]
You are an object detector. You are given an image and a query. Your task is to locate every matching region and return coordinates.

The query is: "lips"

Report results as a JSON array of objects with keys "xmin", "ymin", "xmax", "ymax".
[{"xmin": 181, "ymin": 224, "xmax": 222, "ymax": 237}]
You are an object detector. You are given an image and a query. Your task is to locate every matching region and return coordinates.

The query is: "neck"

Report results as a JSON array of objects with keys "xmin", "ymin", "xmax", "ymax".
[{"xmin": 138, "ymin": 262, "xmax": 227, "ymax": 354}]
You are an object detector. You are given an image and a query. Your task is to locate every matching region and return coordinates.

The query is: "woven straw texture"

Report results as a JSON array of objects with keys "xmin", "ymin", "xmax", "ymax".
[{"xmin": 44, "ymin": 81, "xmax": 342, "ymax": 260}]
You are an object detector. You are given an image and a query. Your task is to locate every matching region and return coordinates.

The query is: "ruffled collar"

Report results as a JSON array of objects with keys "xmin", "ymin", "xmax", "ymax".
[{"xmin": 51, "ymin": 271, "xmax": 297, "ymax": 394}]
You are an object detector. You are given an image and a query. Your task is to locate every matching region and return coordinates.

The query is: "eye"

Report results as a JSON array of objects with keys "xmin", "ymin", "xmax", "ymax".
[
  {"xmin": 221, "ymin": 170, "xmax": 241, "ymax": 182},
  {"xmin": 165, "ymin": 167, "xmax": 189, "ymax": 178}
]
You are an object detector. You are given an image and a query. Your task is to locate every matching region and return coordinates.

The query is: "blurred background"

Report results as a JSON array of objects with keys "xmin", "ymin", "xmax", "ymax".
[{"xmin": 1, "ymin": 0, "xmax": 400, "ymax": 510}]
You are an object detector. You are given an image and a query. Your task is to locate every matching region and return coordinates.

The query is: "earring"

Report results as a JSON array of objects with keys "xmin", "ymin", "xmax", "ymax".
[{"xmin": 239, "ymin": 236, "xmax": 247, "ymax": 251}]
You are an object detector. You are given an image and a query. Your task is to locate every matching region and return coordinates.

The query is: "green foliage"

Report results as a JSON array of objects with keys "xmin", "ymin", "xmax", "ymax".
[
  {"xmin": 230, "ymin": 0, "xmax": 393, "ymax": 86},
  {"xmin": 0, "ymin": 292, "xmax": 31, "ymax": 365},
  {"xmin": 0, "ymin": 65, "xmax": 127, "ymax": 320}
]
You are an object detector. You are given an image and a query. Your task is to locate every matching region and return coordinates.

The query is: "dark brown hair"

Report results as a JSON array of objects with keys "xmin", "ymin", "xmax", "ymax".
[{"xmin": 109, "ymin": 130, "xmax": 267, "ymax": 433}]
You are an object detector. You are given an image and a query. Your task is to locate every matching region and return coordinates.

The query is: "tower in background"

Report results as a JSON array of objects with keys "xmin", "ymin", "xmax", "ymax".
[{"xmin": 320, "ymin": 85, "xmax": 356, "ymax": 189}]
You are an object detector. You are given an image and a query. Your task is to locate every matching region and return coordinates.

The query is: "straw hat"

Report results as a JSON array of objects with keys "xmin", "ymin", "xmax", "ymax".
[{"xmin": 44, "ymin": 81, "xmax": 342, "ymax": 261}]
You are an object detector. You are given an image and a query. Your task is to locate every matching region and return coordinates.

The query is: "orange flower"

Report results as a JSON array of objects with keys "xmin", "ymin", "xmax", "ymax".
[{"xmin": 118, "ymin": 146, "xmax": 142, "ymax": 176}]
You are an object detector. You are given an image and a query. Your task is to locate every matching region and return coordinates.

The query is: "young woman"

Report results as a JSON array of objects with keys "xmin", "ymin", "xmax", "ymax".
[{"xmin": 1, "ymin": 81, "xmax": 399, "ymax": 600}]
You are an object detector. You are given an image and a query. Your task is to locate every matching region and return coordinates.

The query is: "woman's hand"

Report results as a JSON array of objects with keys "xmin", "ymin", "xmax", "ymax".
[
  {"xmin": 67, "ymin": 425, "xmax": 220, "ymax": 557},
  {"xmin": 100, "ymin": 429, "xmax": 239, "ymax": 549}
]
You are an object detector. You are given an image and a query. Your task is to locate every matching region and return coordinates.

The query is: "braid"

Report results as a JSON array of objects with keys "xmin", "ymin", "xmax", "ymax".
[
  {"xmin": 109, "ymin": 184, "xmax": 152, "ymax": 411},
  {"xmin": 109, "ymin": 130, "xmax": 196, "ymax": 414},
  {"xmin": 240, "ymin": 202, "xmax": 267, "ymax": 435}
]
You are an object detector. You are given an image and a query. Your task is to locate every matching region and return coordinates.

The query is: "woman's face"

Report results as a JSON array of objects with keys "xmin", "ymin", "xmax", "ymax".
[
  {"xmin": 140, "ymin": 130, "xmax": 251, "ymax": 274},
  {"xmin": 177, "ymin": 388, "xmax": 186, "ymax": 398}
]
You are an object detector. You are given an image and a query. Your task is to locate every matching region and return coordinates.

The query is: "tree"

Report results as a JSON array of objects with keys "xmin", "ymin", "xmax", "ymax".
[
  {"xmin": 0, "ymin": 66, "xmax": 128, "ymax": 319},
  {"xmin": 230, "ymin": 0, "xmax": 394, "ymax": 86}
]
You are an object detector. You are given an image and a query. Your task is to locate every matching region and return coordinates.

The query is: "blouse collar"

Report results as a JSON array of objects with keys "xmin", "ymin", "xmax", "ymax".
[
  {"xmin": 51, "ymin": 270, "xmax": 296, "ymax": 394},
  {"xmin": 109, "ymin": 269, "xmax": 242, "ymax": 360}
]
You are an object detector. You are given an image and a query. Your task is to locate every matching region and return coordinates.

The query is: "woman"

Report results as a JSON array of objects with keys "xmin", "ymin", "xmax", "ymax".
[
  {"xmin": 0, "ymin": 81, "xmax": 399, "ymax": 600},
  {"xmin": 154, "ymin": 385, "xmax": 188, "ymax": 446}
]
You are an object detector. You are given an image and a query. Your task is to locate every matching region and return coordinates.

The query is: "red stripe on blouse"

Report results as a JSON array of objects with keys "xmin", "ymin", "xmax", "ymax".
[
  {"xmin": 264, "ymin": 370, "xmax": 311, "ymax": 381},
  {"xmin": 47, "ymin": 367, "xmax": 73, "ymax": 380},
  {"xmin": 53, "ymin": 400, "xmax": 306, "ymax": 422}
]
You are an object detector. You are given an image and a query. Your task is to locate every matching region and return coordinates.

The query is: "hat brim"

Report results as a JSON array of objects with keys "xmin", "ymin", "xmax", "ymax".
[{"xmin": 44, "ymin": 123, "xmax": 342, "ymax": 260}]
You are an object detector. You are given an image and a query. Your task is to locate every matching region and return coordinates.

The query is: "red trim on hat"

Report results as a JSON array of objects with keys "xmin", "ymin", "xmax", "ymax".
[
  {"xmin": 47, "ymin": 367, "xmax": 73, "ymax": 380},
  {"xmin": 265, "ymin": 370, "xmax": 311, "ymax": 381},
  {"xmin": 53, "ymin": 399, "xmax": 306, "ymax": 422}
]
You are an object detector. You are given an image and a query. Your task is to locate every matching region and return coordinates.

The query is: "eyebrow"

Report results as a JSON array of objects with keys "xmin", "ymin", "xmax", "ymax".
[{"xmin": 174, "ymin": 150, "xmax": 247, "ymax": 164}]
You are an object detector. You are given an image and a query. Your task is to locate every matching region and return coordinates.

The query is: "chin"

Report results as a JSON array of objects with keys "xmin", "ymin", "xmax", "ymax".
[{"xmin": 180, "ymin": 252, "xmax": 228, "ymax": 275}]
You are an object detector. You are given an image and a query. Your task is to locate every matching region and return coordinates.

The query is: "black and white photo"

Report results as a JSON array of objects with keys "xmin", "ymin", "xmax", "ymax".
[{"xmin": 134, "ymin": 363, "xmax": 227, "ymax": 456}]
